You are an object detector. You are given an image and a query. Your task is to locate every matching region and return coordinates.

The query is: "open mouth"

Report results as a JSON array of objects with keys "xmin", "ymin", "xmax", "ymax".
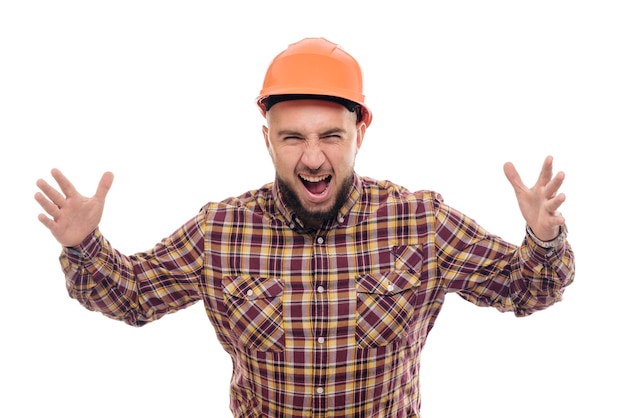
[{"xmin": 300, "ymin": 174, "xmax": 331, "ymax": 195}]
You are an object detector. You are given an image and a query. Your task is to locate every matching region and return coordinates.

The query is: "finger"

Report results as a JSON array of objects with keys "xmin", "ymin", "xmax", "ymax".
[
  {"xmin": 35, "ymin": 177, "xmax": 66, "ymax": 209},
  {"xmin": 546, "ymin": 192, "xmax": 567, "ymax": 214},
  {"xmin": 37, "ymin": 212, "xmax": 55, "ymax": 230},
  {"xmin": 94, "ymin": 172, "xmax": 114, "ymax": 200},
  {"xmin": 548, "ymin": 209, "xmax": 566, "ymax": 227},
  {"xmin": 503, "ymin": 162, "xmax": 525, "ymax": 191},
  {"xmin": 544, "ymin": 171, "xmax": 565, "ymax": 199},
  {"xmin": 50, "ymin": 168, "xmax": 79, "ymax": 198},
  {"xmin": 536, "ymin": 155, "xmax": 554, "ymax": 186},
  {"xmin": 34, "ymin": 191, "xmax": 62, "ymax": 218}
]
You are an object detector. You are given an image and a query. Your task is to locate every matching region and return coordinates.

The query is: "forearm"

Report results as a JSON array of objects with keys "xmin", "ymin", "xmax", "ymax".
[
  {"xmin": 508, "ymin": 233, "xmax": 575, "ymax": 316},
  {"xmin": 61, "ymin": 229, "xmax": 149, "ymax": 326},
  {"xmin": 434, "ymin": 199, "xmax": 575, "ymax": 316},
  {"xmin": 448, "ymin": 232, "xmax": 574, "ymax": 317},
  {"xmin": 60, "ymin": 216, "xmax": 206, "ymax": 326}
]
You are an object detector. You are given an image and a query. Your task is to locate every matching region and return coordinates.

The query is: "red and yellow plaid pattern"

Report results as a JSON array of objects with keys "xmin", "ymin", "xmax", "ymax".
[{"xmin": 61, "ymin": 175, "xmax": 574, "ymax": 417}]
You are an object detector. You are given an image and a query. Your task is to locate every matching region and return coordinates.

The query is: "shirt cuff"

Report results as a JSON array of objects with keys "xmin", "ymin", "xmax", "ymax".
[
  {"xmin": 526, "ymin": 224, "xmax": 568, "ymax": 249},
  {"xmin": 63, "ymin": 229, "xmax": 103, "ymax": 264}
]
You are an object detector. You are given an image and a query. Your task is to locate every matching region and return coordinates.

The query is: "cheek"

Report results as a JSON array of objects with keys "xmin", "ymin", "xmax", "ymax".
[
  {"xmin": 267, "ymin": 144, "xmax": 276, "ymax": 164},
  {"xmin": 272, "ymin": 146, "xmax": 301, "ymax": 171},
  {"xmin": 333, "ymin": 146, "xmax": 358, "ymax": 170}
]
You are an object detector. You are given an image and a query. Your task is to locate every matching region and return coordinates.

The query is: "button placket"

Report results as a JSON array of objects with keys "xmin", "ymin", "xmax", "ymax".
[{"xmin": 310, "ymin": 231, "xmax": 329, "ymax": 412}]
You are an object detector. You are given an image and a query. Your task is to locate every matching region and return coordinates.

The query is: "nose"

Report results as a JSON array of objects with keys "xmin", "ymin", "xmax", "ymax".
[{"xmin": 301, "ymin": 141, "xmax": 325, "ymax": 170}]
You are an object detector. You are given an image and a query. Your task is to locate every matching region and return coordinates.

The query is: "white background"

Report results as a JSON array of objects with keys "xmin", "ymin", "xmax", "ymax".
[{"xmin": 1, "ymin": 1, "xmax": 624, "ymax": 417}]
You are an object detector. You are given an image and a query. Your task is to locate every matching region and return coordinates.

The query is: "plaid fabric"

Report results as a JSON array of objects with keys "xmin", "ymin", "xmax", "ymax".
[{"xmin": 61, "ymin": 175, "xmax": 575, "ymax": 417}]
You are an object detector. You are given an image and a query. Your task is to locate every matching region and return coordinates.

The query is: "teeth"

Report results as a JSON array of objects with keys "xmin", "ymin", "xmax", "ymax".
[{"xmin": 300, "ymin": 175, "xmax": 330, "ymax": 183}]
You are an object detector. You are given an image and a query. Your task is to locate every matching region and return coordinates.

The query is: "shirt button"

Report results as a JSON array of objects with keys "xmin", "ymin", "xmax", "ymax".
[
  {"xmin": 316, "ymin": 387, "xmax": 324, "ymax": 394},
  {"xmin": 317, "ymin": 286, "xmax": 325, "ymax": 293},
  {"xmin": 317, "ymin": 337, "xmax": 325, "ymax": 344},
  {"xmin": 338, "ymin": 216, "xmax": 345, "ymax": 223},
  {"xmin": 246, "ymin": 289, "xmax": 254, "ymax": 297},
  {"xmin": 316, "ymin": 236, "xmax": 324, "ymax": 244}
]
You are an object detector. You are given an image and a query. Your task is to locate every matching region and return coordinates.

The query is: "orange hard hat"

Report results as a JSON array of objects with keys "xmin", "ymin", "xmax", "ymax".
[{"xmin": 256, "ymin": 37, "xmax": 373, "ymax": 127}]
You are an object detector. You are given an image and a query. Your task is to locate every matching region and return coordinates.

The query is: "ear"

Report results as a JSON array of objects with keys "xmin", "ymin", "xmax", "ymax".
[
  {"xmin": 355, "ymin": 121, "xmax": 366, "ymax": 151},
  {"xmin": 262, "ymin": 125, "xmax": 270, "ymax": 150}
]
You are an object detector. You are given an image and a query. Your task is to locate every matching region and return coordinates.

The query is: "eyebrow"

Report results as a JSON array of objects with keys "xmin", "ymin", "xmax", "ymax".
[{"xmin": 277, "ymin": 128, "xmax": 347, "ymax": 136}]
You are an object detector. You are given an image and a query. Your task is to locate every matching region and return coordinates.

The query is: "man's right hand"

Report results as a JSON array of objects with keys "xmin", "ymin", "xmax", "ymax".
[{"xmin": 35, "ymin": 169, "xmax": 114, "ymax": 247}]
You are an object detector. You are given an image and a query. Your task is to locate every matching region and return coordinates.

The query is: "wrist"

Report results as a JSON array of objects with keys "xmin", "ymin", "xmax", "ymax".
[{"xmin": 526, "ymin": 224, "xmax": 568, "ymax": 248}]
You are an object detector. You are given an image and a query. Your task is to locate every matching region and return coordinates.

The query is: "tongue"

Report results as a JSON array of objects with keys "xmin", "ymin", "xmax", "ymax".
[{"xmin": 305, "ymin": 180, "xmax": 326, "ymax": 195}]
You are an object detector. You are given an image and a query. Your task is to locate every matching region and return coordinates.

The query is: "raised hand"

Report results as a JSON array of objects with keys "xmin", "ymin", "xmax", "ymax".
[
  {"xmin": 35, "ymin": 169, "xmax": 114, "ymax": 247},
  {"xmin": 503, "ymin": 156, "xmax": 566, "ymax": 242}
]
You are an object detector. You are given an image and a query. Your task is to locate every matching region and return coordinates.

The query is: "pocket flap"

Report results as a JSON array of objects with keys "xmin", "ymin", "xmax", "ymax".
[
  {"xmin": 356, "ymin": 271, "xmax": 420, "ymax": 295},
  {"xmin": 393, "ymin": 245, "xmax": 423, "ymax": 273},
  {"xmin": 223, "ymin": 276, "xmax": 283, "ymax": 300}
]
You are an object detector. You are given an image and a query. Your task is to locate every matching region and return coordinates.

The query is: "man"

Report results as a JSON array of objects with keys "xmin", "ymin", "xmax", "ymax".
[{"xmin": 35, "ymin": 37, "xmax": 574, "ymax": 417}]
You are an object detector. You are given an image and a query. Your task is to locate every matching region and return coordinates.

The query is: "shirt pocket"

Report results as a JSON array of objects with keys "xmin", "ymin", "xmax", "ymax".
[
  {"xmin": 223, "ymin": 275, "xmax": 285, "ymax": 352},
  {"xmin": 356, "ymin": 271, "xmax": 421, "ymax": 349}
]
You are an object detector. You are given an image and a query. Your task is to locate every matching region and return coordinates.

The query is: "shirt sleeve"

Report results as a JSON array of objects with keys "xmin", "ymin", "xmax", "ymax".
[
  {"xmin": 432, "ymin": 197, "xmax": 575, "ymax": 317},
  {"xmin": 60, "ymin": 212, "xmax": 207, "ymax": 326}
]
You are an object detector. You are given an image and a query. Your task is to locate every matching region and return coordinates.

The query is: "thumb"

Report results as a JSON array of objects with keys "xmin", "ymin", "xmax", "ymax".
[
  {"xmin": 503, "ymin": 162, "xmax": 524, "ymax": 191},
  {"xmin": 95, "ymin": 171, "xmax": 114, "ymax": 200}
]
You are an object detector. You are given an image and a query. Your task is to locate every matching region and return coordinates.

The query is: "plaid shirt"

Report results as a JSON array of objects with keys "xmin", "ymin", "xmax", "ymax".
[{"xmin": 61, "ymin": 175, "xmax": 575, "ymax": 417}]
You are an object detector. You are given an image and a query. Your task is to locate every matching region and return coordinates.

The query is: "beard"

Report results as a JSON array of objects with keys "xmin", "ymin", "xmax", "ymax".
[{"xmin": 277, "ymin": 174, "xmax": 353, "ymax": 228}]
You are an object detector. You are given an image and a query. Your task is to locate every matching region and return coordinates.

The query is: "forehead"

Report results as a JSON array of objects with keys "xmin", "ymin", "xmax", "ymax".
[{"xmin": 266, "ymin": 99, "xmax": 356, "ymax": 127}]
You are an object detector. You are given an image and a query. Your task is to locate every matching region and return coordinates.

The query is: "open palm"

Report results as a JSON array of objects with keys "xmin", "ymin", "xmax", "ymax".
[{"xmin": 35, "ymin": 169, "xmax": 114, "ymax": 247}]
